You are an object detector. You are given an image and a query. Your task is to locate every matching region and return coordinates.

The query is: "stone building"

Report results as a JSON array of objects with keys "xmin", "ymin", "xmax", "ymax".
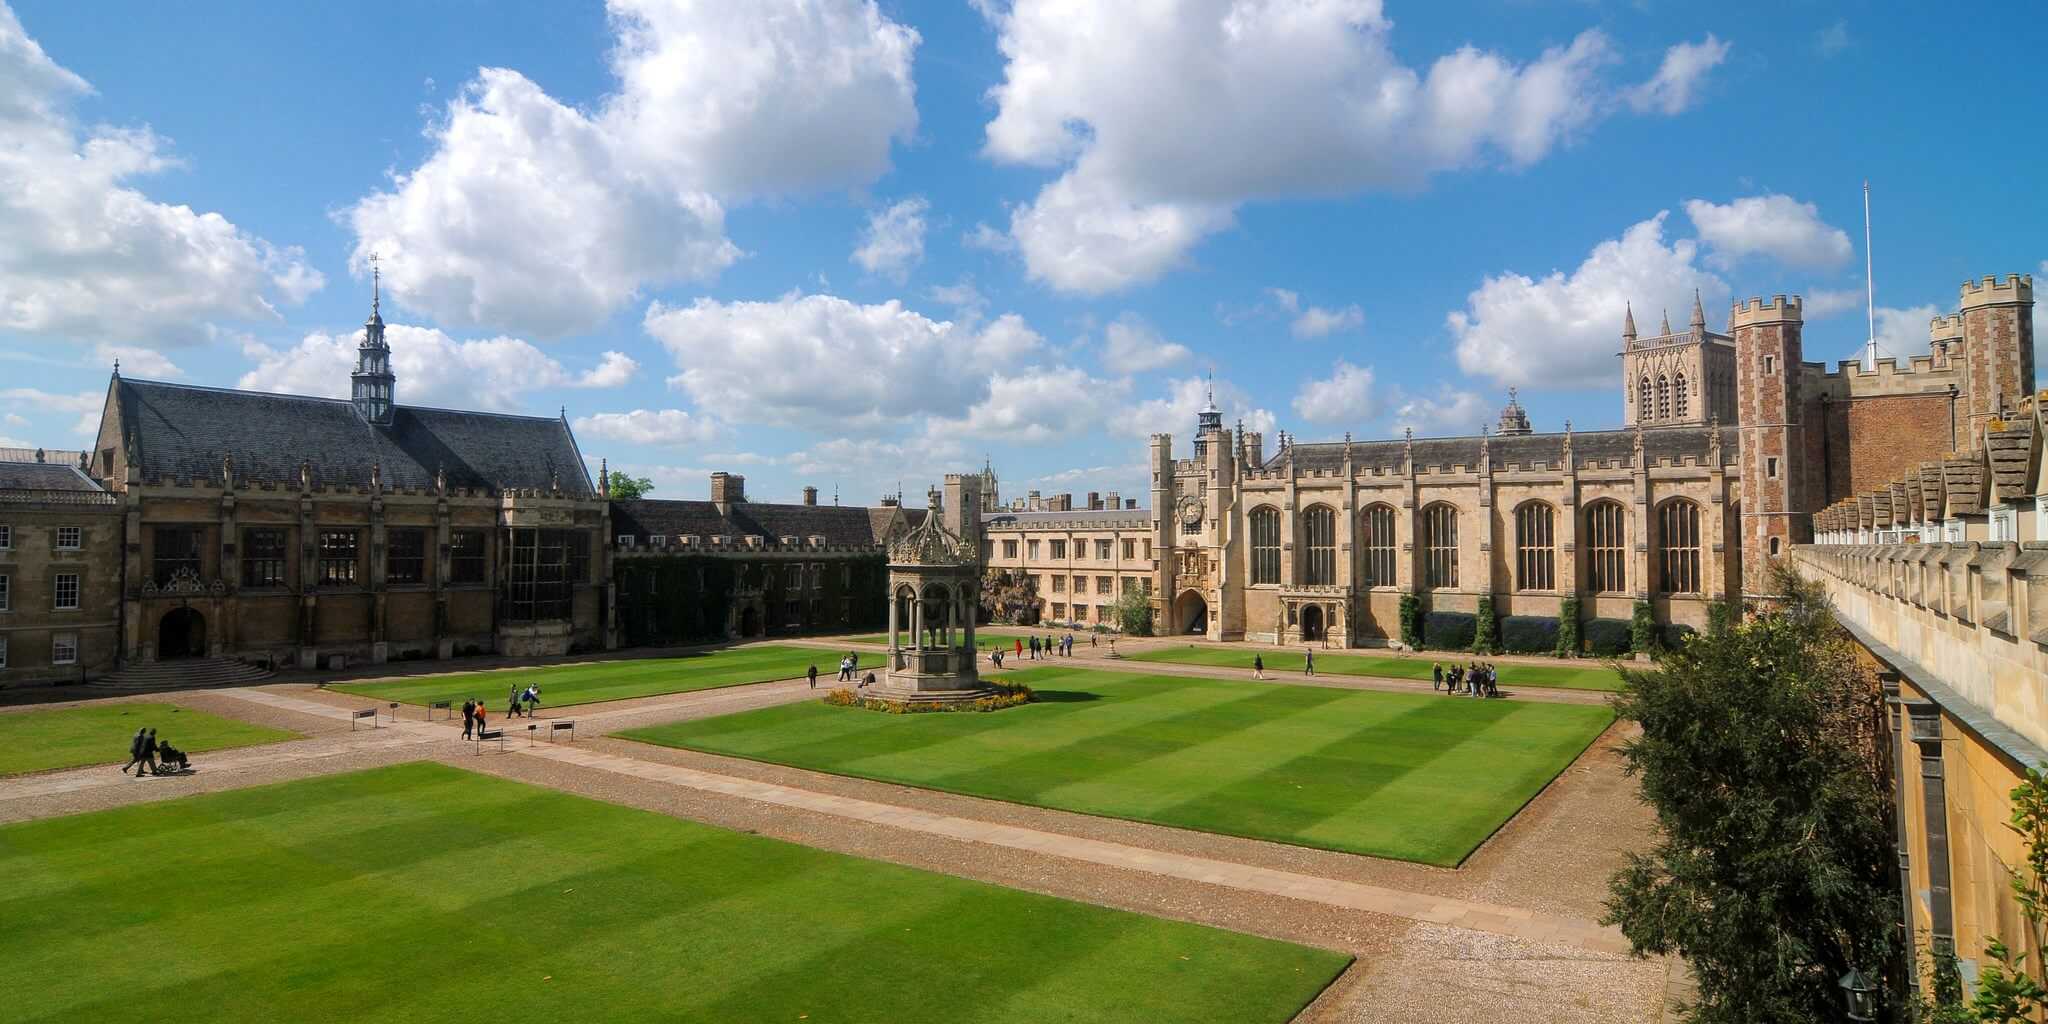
[{"xmin": 0, "ymin": 449, "xmax": 122, "ymax": 683}]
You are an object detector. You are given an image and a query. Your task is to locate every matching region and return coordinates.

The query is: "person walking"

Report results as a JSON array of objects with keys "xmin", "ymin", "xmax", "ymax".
[
  {"xmin": 1252, "ymin": 654, "xmax": 1265, "ymax": 680},
  {"xmin": 474, "ymin": 702, "xmax": 487, "ymax": 736},
  {"xmin": 461, "ymin": 699, "xmax": 476, "ymax": 740},
  {"xmin": 1028, "ymin": 635, "xmax": 1039, "ymax": 661},
  {"xmin": 122, "ymin": 727, "xmax": 151, "ymax": 776},
  {"xmin": 142, "ymin": 729, "xmax": 160, "ymax": 776},
  {"xmin": 1432, "ymin": 662, "xmax": 1443, "ymax": 691},
  {"xmin": 807, "ymin": 664, "xmax": 818, "ymax": 689},
  {"xmin": 1014, "ymin": 638, "xmax": 1023, "ymax": 661},
  {"xmin": 527, "ymin": 685, "xmax": 542, "ymax": 715},
  {"xmin": 1303, "ymin": 648, "xmax": 1315, "ymax": 677}
]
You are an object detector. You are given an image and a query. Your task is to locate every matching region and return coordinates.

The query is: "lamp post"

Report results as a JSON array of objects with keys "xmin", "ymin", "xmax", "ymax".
[{"xmin": 1839, "ymin": 967, "xmax": 1877, "ymax": 1022}]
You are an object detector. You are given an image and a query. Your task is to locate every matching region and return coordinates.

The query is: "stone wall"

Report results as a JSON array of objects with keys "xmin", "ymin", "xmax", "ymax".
[{"xmin": 1821, "ymin": 393, "xmax": 1958, "ymax": 506}]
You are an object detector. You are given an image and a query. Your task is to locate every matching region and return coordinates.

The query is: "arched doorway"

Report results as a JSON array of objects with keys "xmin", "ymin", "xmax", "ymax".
[
  {"xmin": 1300, "ymin": 605, "xmax": 1324, "ymax": 642},
  {"xmin": 1174, "ymin": 590, "xmax": 1208, "ymax": 635},
  {"xmin": 738, "ymin": 607, "xmax": 763, "ymax": 638},
  {"xmin": 159, "ymin": 608, "xmax": 206, "ymax": 659}
]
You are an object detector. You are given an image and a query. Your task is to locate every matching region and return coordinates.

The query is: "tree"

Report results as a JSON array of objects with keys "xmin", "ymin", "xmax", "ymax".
[
  {"xmin": 1111, "ymin": 586, "xmax": 1153, "ymax": 636},
  {"xmin": 980, "ymin": 569, "xmax": 1040, "ymax": 625},
  {"xmin": 607, "ymin": 473, "xmax": 655, "ymax": 500},
  {"xmin": 1605, "ymin": 562, "xmax": 1898, "ymax": 1023}
]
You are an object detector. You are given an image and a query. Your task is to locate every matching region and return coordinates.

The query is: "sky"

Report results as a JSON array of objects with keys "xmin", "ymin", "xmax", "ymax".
[{"xmin": 1, "ymin": 1, "xmax": 2042, "ymax": 506}]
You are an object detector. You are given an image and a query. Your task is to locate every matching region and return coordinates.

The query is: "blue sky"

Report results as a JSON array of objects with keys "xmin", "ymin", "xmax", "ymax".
[{"xmin": 1, "ymin": 1, "xmax": 2041, "ymax": 505}]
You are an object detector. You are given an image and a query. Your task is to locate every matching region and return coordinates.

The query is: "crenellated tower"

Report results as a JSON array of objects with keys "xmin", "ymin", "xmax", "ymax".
[
  {"xmin": 1732, "ymin": 294, "xmax": 1809, "ymax": 595},
  {"xmin": 1957, "ymin": 274, "xmax": 2035, "ymax": 449}
]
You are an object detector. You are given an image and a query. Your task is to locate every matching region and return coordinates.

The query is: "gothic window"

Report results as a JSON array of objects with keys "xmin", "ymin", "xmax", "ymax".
[
  {"xmin": 1249, "ymin": 506, "xmax": 1281, "ymax": 584},
  {"xmin": 152, "ymin": 526, "xmax": 203, "ymax": 586},
  {"xmin": 1422, "ymin": 503, "xmax": 1458, "ymax": 589},
  {"xmin": 1674, "ymin": 373, "xmax": 1688, "ymax": 418},
  {"xmin": 1656, "ymin": 375, "xmax": 1671, "ymax": 421},
  {"xmin": 242, "ymin": 528, "xmax": 288, "ymax": 588},
  {"xmin": 1637, "ymin": 375, "xmax": 1651, "ymax": 416},
  {"xmin": 450, "ymin": 530, "xmax": 487, "ymax": 584},
  {"xmin": 386, "ymin": 529, "xmax": 427, "ymax": 585},
  {"xmin": 1302, "ymin": 505, "xmax": 1337, "ymax": 585},
  {"xmin": 318, "ymin": 530, "xmax": 359, "ymax": 586},
  {"xmin": 1514, "ymin": 502, "xmax": 1555, "ymax": 592},
  {"xmin": 1585, "ymin": 500, "xmax": 1627, "ymax": 593},
  {"xmin": 1656, "ymin": 499, "xmax": 1702, "ymax": 595},
  {"xmin": 503, "ymin": 528, "xmax": 573, "ymax": 621},
  {"xmin": 1360, "ymin": 504, "xmax": 1397, "ymax": 587}
]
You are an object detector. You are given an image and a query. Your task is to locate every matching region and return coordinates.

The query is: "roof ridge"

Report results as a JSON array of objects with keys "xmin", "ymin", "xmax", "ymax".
[{"xmin": 122, "ymin": 377, "xmax": 567, "ymax": 423}]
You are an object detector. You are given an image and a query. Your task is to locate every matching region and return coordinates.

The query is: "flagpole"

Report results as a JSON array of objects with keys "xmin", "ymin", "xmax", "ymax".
[{"xmin": 1863, "ymin": 181, "xmax": 1877, "ymax": 370}]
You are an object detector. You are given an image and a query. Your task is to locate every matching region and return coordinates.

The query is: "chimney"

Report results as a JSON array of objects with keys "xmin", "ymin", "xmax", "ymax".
[
  {"xmin": 802, "ymin": 486, "xmax": 818, "ymax": 506},
  {"xmin": 1125, "ymin": 498, "xmax": 1137, "ymax": 509},
  {"xmin": 1104, "ymin": 491, "xmax": 1119, "ymax": 510},
  {"xmin": 880, "ymin": 495, "xmax": 899, "ymax": 508},
  {"xmin": 1028, "ymin": 489, "xmax": 1042, "ymax": 511},
  {"xmin": 710, "ymin": 471, "xmax": 745, "ymax": 505},
  {"xmin": 1087, "ymin": 491, "xmax": 1101, "ymax": 510},
  {"xmin": 1050, "ymin": 493, "xmax": 1072, "ymax": 511}
]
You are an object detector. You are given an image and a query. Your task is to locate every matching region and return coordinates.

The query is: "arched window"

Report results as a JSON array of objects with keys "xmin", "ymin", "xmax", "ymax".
[
  {"xmin": 1656, "ymin": 499, "xmax": 1702, "ymax": 594},
  {"xmin": 1674, "ymin": 373, "xmax": 1688, "ymax": 418},
  {"xmin": 1422, "ymin": 503, "xmax": 1458, "ymax": 589},
  {"xmin": 1638, "ymin": 375, "xmax": 1651, "ymax": 416},
  {"xmin": 1655, "ymin": 375, "xmax": 1671, "ymax": 421},
  {"xmin": 1360, "ymin": 504, "xmax": 1397, "ymax": 587},
  {"xmin": 1514, "ymin": 502, "xmax": 1555, "ymax": 592},
  {"xmin": 1249, "ymin": 506, "xmax": 1281, "ymax": 585},
  {"xmin": 1301, "ymin": 506, "xmax": 1336, "ymax": 585},
  {"xmin": 1584, "ymin": 500, "xmax": 1627, "ymax": 594}
]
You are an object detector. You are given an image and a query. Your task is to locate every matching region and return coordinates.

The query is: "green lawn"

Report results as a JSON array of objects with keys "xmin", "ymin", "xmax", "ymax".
[
  {"xmin": 0, "ymin": 762, "xmax": 1348, "ymax": 1023},
  {"xmin": 626, "ymin": 667, "xmax": 1615, "ymax": 866},
  {"xmin": 0, "ymin": 702, "xmax": 298, "ymax": 777},
  {"xmin": 845, "ymin": 626, "xmax": 1083, "ymax": 650},
  {"xmin": 331, "ymin": 645, "xmax": 864, "ymax": 709},
  {"xmin": 1126, "ymin": 646, "xmax": 1625, "ymax": 692}
]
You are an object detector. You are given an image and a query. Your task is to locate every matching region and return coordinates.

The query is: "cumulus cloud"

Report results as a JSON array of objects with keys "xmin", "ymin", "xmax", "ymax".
[
  {"xmin": 572, "ymin": 408, "xmax": 721, "ymax": 448},
  {"xmin": 1, "ymin": 387, "xmax": 102, "ymax": 437},
  {"xmin": 1101, "ymin": 316, "xmax": 1193, "ymax": 374},
  {"xmin": 0, "ymin": 4, "xmax": 320, "ymax": 347},
  {"xmin": 1292, "ymin": 360, "xmax": 1378, "ymax": 423},
  {"xmin": 1624, "ymin": 35, "xmax": 1730, "ymax": 115},
  {"xmin": 1803, "ymin": 287, "xmax": 1865, "ymax": 320},
  {"xmin": 851, "ymin": 197, "xmax": 929, "ymax": 281},
  {"xmin": 1870, "ymin": 304, "xmax": 1941, "ymax": 362},
  {"xmin": 347, "ymin": 0, "xmax": 918, "ymax": 335},
  {"xmin": 977, "ymin": 2, "xmax": 1706, "ymax": 294},
  {"xmin": 1450, "ymin": 211, "xmax": 1728, "ymax": 389},
  {"xmin": 1389, "ymin": 385, "xmax": 1492, "ymax": 437},
  {"xmin": 1267, "ymin": 288, "xmax": 1364, "ymax": 339},
  {"xmin": 962, "ymin": 222, "xmax": 1018, "ymax": 253},
  {"xmin": 236, "ymin": 324, "xmax": 634, "ymax": 411},
  {"xmin": 1685, "ymin": 194, "xmax": 1854, "ymax": 270},
  {"xmin": 1121, "ymin": 375, "xmax": 1276, "ymax": 440},
  {"xmin": 94, "ymin": 345, "xmax": 181, "ymax": 378},
  {"xmin": 645, "ymin": 293, "xmax": 1053, "ymax": 433}
]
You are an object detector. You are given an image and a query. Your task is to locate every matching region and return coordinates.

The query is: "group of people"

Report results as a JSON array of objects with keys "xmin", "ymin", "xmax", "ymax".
[
  {"xmin": 457, "ymin": 686, "xmax": 539, "ymax": 739},
  {"xmin": 1019, "ymin": 632, "xmax": 1081, "ymax": 661},
  {"xmin": 120, "ymin": 727, "xmax": 189, "ymax": 777},
  {"xmin": 1248, "ymin": 648, "xmax": 1317, "ymax": 679},
  {"xmin": 1433, "ymin": 661, "xmax": 1502, "ymax": 698}
]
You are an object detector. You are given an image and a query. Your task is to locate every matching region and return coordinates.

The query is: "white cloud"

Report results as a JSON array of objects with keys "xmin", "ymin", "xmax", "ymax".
[
  {"xmin": 927, "ymin": 278, "xmax": 988, "ymax": 321},
  {"xmin": 1624, "ymin": 35, "xmax": 1730, "ymax": 115},
  {"xmin": 1101, "ymin": 316, "xmax": 1193, "ymax": 374},
  {"xmin": 1389, "ymin": 386, "xmax": 1492, "ymax": 437},
  {"xmin": 572, "ymin": 408, "xmax": 721, "ymax": 448},
  {"xmin": 645, "ymin": 293, "xmax": 1051, "ymax": 433},
  {"xmin": 1291, "ymin": 304, "xmax": 1364, "ymax": 339},
  {"xmin": 962, "ymin": 222, "xmax": 1017, "ymax": 253},
  {"xmin": 1121, "ymin": 375, "xmax": 1276, "ymax": 440},
  {"xmin": 94, "ymin": 345, "xmax": 181, "ymax": 378},
  {"xmin": 941, "ymin": 368, "xmax": 1130, "ymax": 443},
  {"xmin": 978, "ymin": 3, "xmax": 1698, "ymax": 294},
  {"xmin": 1803, "ymin": 287, "xmax": 1864, "ymax": 320},
  {"xmin": 1870, "ymin": 304, "xmax": 1940, "ymax": 362},
  {"xmin": 0, "ymin": 387, "xmax": 101, "ymax": 437},
  {"xmin": 0, "ymin": 5, "xmax": 320, "ymax": 347},
  {"xmin": 347, "ymin": 0, "xmax": 918, "ymax": 335},
  {"xmin": 1292, "ymin": 360, "xmax": 1378, "ymax": 423},
  {"xmin": 852, "ymin": 197, "xmax": 929, "ymax": 281},
  {"xmin": 1685, "ymin": 194, "xmax": 1853, "ymax": 270},
  {"xmin": 1816, "ymin": 20, "xmax": 1850, "ymax": 57},
  {"xmin": 1450, "ymin": 211, "xmax": 1728, "ymax": 389},
  {"xmin": 236, "ymin": 324, "xmax": 634, "ymax": 411}
]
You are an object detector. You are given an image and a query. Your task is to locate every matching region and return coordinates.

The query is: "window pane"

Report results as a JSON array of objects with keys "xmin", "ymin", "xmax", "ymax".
[
  {"xmin": 1586, "ymin": 502, "xmax": 1627, "ymax": 594},
  {"xmin": 1249, "ymin": 508, "xmax": 1280, "ymax": 584},
  {"xmin": 1361, "ymin": 505, "xmax": 1396, "ymax": 587},
  {"xmin": 1515, "ymin": 504, "xmax": 1554, "ymax": 592},
  {"xmin": 1657, "ymin": 501, "xmax": 1701, "ymax": 595},
  {"xmin": 1303, "ymin": 507, "xmax": 1336, "ymax": 585},
  {"xmin": 243, "ymin": 528, "xmax": 288, "ymax": 588},
  {"xmin": 1424, "ymin": 505, "xmax": 1458, "ymax": 589}
]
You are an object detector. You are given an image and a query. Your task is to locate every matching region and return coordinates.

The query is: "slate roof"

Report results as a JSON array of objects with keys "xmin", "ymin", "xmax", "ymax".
[
  {"xmin": 115, "ymin": 378, "xmax": 592, "ymax": 496},
  {"xmin": 0, "ymin": 461, "xmax": 103, "ymax": 492},
  {"xmin": 1264, "ymin": 425, "xmax": 1734, "ymax": 474},
  {"xmin": 982, "ymin": 508, "xmax": 1152, "ymax": 531},
  {"xmin": 611, "ymin": 499, "xmax": 890, "ymax": 547},
  {"xmin": 1986, "ymin": 420, "xmax": 2037, "ymax": 499}
]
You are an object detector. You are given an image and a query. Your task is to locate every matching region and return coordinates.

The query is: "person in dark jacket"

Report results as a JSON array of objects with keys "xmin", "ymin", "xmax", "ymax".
[
  {"xmin": 122, "ymin": 728, "xmax": 151, "ymax": 776},
  {"xmin": 807, "ymin": 664, "xmax": 818, "ymax": 690},
  {"xmin": 461, "ymin": 699, "xmax": 477, "ymax": 739}
]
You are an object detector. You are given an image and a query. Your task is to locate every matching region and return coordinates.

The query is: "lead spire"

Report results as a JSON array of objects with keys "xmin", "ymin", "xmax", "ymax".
[
  {"xmin": 1622, "ymin": 302, "xmax": 1637, "ymax": 341},
  {"xmin": 1689, "ymin": 288, "xmax": 1706, "ymax": 331}
]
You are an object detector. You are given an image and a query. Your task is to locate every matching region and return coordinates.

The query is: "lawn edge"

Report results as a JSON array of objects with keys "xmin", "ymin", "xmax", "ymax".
[
  {"xmin": 326, "ymin": 645, "xmax": 849, "ymax": 709},
  {"xmin": 1123, "ymin": 650, "xmax": 1624, "ymax": 694},
  {"xmin": 1441, "ymin": 707, "xmax": 1623, "ymax": 869},
  {"xmin": 0, "ymin": 703, "xmax": 303, "ymax": 779}
]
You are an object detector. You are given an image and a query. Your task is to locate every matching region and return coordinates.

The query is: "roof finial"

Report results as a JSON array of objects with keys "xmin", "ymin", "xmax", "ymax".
[
  {"xmin": 112, "ymin": 356, "xmax": 120, "ymax": 376},
  {"xmin": 1660, "ymin": 308, "xmax": 1672, "ymax": 335},
  {"xmin": 1621, "ymin": 302, "xmax": 1637, "ymax": 340},
  {"xmin": 367, "ymin": 251, "xmax": 381, "ymax": 315},
  {"xmin": 1689, "ymin": 288, "xmax": 1706, "ymax": 331}
]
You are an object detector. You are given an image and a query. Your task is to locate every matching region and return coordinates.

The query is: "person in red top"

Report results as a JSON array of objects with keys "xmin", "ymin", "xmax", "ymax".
[
  {"xmin": 1014, "ymin": 638, "xmax": 1023, "ymax": 659},
  {"xmin": 473, "ymin": 702, "xmax": 487, "ymax": 735}
]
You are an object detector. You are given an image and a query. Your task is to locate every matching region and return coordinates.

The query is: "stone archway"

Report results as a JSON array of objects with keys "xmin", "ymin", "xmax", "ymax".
[
  {"xmin": 1174, "ymin": 590, "xmax": 1208, "ymax": 635},
  {"xmin": 1300, "ymin": 604, "xmax": 1325, "ymax": 642},
  {"xmin": 738, "ymin": 606, "xmax": 763, "ymax": 638},
  {"xmin": 159, "ymin": 607, "xmax": 207, "ymax": 659}
]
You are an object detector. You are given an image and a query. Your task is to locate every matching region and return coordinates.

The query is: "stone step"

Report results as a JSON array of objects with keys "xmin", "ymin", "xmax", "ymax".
[{"xmin": 92, "ymin": 658, "xmax": 275, "ymax": 691}]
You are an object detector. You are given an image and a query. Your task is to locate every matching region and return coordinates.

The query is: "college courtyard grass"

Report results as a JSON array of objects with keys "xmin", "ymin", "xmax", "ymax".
[
  {"xmin": 1126, "ymin": 646, "xmax": 1626, "ymax": 692},
  {"xmin": 331, "ymin": 644, "xmax": 861, "ymax": 710},
  {"xmin": 0, "ymin": 762, "xmax": 1349, "ymax": 1023},
  {"xmin": 844, "ymin": 625, "xmax": 1063, "ymax": 649},
  {"xmin": 626, "ymin": 667, "xmax": 1615, "ymax": 866},
  {"xmin": 0, "ymin": 703, "xmax": 298, "ymax": 777}
]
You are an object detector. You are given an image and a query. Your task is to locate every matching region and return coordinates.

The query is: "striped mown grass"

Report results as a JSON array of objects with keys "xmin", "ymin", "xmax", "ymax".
[
  {"xmin": 0, "ymin": 762, "xmax": 1349, "ymax": 1023},
  {"xmin": 1125, "ymin": 645, "xmax": 1626, "ymax": 692},
  {"xmin": 331, "ymin": 645, "xmax": 866, "ymax": 709},
  {"xmin": 0, "ymin": 702, "xmax": 298, "ymax": 777},
  {"xmin": 626, "ymin": 667, "xmax": 1615, "ymax": 866}
]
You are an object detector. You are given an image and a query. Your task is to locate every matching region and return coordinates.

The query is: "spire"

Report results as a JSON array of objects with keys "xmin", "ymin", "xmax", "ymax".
[
  {"xmin": 370, "ymin": 252, "xmax": 381, "ymax": 319},
  {"xmin": 1660, "ymin": 309, "xmax": 1672, "ymax": 336},
  {"xmin": 351, "ymin": 252, "xmax": 396, "ymax": 426},
  {"xmin": 1622, "ymin": 302, "xmax": 1637, "ymax": 341},
  {"xmin": 1689, "ymin": 288, "xmax": 1706, "ymax": 330}
]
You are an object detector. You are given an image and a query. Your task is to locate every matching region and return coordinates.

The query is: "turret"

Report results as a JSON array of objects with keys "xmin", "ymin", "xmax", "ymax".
[
  {"xmin": 1731, "ymin": 294, "xmax": 1808, "ymax": 595},
  {"xmin": 1622, "ymin": 302, "xmax": 1637, "ymax": 345},
  {"xmin": 350, "ymin": 255, "xmax": 396, "ymax": 426},
  {"xmin": 1958, "ymin": 274, "xmax": 2036, "ymax": 450}
]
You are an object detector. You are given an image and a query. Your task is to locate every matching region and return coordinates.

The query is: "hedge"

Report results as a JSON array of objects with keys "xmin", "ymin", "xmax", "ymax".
[
  {"xmin": 1422, "ymin": 611, "xmax": 1477, "ymax": 651},
  {"xmin": 1499, "ymin": 615, "xmax": 1561, "ymax": 654},
  {"xmin": 1659, "ymin": 623, "xmax": 1698, "ymax": 650},
  {"xmin": 1472, "ymin": 596, "xmax": 1499, "ymax": 654},
  {"xmin": 1555, "ymin": 597, "xmax": 1582, "ymax": 657},
  {"xmin": 1398, "ymin": 593, "xmax": 1423, "ymax": 648},
  {"xmin": 1584, "ymin": 618, "xmax": 1633, "ymax": 657}
]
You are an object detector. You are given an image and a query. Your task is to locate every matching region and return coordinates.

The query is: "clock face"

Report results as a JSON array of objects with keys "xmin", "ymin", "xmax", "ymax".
[{"xmin": 1178, "ymin": 497, "xmax": 1203, "ymax": 528}]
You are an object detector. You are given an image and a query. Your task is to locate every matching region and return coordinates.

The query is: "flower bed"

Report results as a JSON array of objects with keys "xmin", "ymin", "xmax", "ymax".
[{"xmin": 823, "ymin": 682, "xmax": 1037, "ymax": 714}]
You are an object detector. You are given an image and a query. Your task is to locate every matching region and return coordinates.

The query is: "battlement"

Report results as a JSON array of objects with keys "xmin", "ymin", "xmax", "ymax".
[
  {"xmin": 1930, "ymin": 313, "xmax": 1965, "ymax": 342},
  {"xmin": 1959, "ymin": 273, "xmax": 2034, "ymax": 307},
  {"xmin": 1810, "ymin": 353, "xmax": 1960, "ymax": 395},
  {"xmin": 1729, "ymin": 294, "xmax": 1803, "ymax": 328}
]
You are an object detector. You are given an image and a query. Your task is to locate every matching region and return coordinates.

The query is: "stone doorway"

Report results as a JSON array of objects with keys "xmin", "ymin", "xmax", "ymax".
[
  {"xmin": 1300, "ymin": 605, "xmax": 1325, "ymax": 642},
  {"xmin": 1174, "ymin": 591, "xmax": 1208, "ymax": 635},
  {"xmin": 159, "ymin": 607, "xmax": 207, "ymax": 659},
  {"xmin": 738, "ymin": 606, "xmax": 763, "ymax": 638}
]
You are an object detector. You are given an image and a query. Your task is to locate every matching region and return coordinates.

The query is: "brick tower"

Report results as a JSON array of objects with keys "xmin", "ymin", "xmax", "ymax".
[
  {"xmin": 1957, "ymin": 274, "xmax": 2036, "ymax": 449},
  {"xmin": 1732, "ymin": 295, "xmax": 1809, "ymax": 597}
]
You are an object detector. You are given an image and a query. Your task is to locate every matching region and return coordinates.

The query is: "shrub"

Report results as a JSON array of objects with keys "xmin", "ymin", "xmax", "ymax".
[
  {"xmin": 1472, "ymin": 595, "xmax": 1499, "ymax": 654},
  {"xmin": 1584, "ymin": 618, "xmax": 1633, "ymax": 657},
  {"xmin": 1555, "ymin": 597, "xmax": 1582, "ymax": 657},
  {"xmin": 824, "ymin": 682, "xmax": 1036, "ymax": 714},
  {"xmin": 1423, "ymin": 611, "xmax": 1477, "ymax": 651},
  {"xmin": 1630, "ymin": 600, "xmax": 1660, "ymax": 658},
  {"xmin": 1398, "ymin": 593, "xmax": 1423, "ymax": 647},
  {"xmin": 1705, "ymin": 599, "xmax": 1737, "ymax": 637},
  {"xmin": 1500, "ymin": 616, "xmax": 1561, "ymax": 654},
  {"xmin": 1659, "ymin": 623, "xmax": 1697, "ymax": 650}
]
